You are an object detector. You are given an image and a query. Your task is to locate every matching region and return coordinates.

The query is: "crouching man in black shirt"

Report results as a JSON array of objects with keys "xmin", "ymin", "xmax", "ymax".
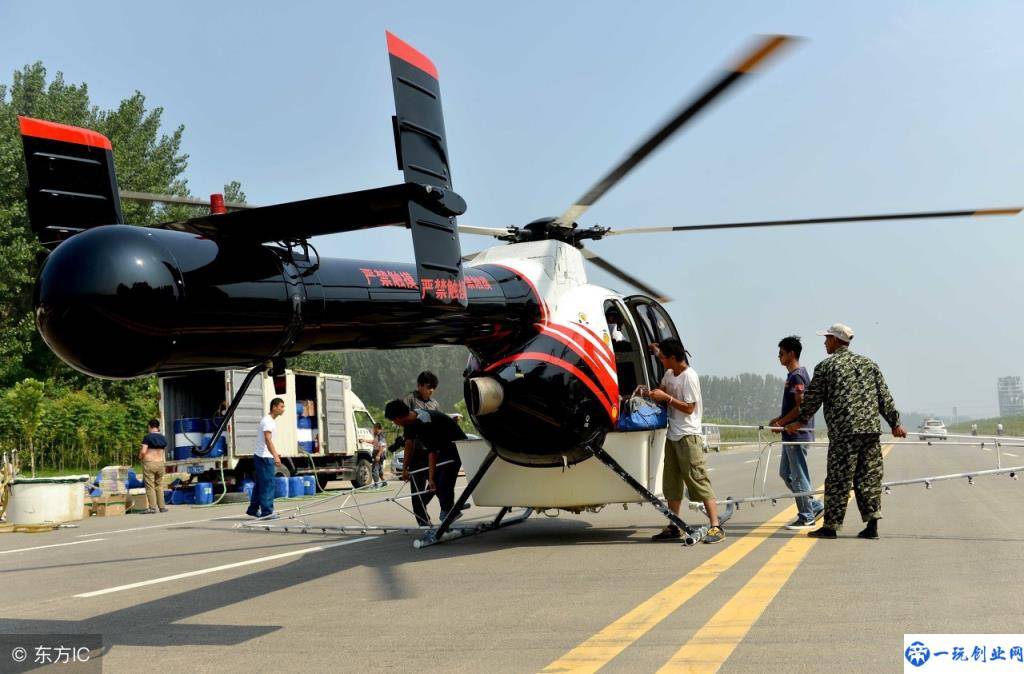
[{"xmin": 384, "ymin": 399, "xmax": 465, "ymax": 526}]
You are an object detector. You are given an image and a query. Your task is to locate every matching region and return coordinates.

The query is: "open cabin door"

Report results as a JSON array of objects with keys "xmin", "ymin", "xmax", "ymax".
[{"xmin": 624, "ymin": 295, "xmax": 681, "ymax": 386}]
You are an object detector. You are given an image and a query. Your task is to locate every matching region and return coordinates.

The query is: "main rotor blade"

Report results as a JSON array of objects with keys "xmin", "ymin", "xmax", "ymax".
[
  {"xmin": 580, "ymin": 247, "xmax": 671, "ymax": 303},
  {"xmin": 120, "ymin": 190, "xmax": 253, "ymax": 210},
  {"xmin": 554, "ymin": 34, "xmax": 795, "ymax": 228},
  {"xmin": 602, "ymin": 207, "xmax": 1023, "ymax": 236},
  {"xmin": 457, "ymin": 225, "xmax": 515, "ymax": 237}
]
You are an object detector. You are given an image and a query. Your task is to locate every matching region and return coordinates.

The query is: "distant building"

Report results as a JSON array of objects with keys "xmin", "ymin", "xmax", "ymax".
[{"xmin": 997, "ymin": 376, "xmax": 1024, "ymax": 417}]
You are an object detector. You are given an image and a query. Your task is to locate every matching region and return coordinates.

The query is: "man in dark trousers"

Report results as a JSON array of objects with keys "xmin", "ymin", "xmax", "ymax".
[
  {"xmin": 138, "ymin": 418, "xmax": 168, "ymax": 514},
  {"xmin": 385, "ymin": 399, "xmax": 466, "ymax": 526},
  {"xmin": 783, "ymin": 324, "xmax": 907, "ymax": 540}
]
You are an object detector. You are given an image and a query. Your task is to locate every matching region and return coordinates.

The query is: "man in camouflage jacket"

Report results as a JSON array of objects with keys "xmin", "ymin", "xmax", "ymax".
[{"xmin": 783, "ymin": 323, "xmax": 907, "ymax": 539}]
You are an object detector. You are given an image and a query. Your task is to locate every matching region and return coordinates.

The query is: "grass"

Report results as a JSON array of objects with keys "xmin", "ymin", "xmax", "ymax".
[{"xmin": 948, "ymin": 415, "xmax": 1024, "ymax": 438}]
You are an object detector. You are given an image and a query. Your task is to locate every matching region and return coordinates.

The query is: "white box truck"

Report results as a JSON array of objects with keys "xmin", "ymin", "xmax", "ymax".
[{"xmin": 159, "ymin": 368, "xmax": 377, "ymax": 489}]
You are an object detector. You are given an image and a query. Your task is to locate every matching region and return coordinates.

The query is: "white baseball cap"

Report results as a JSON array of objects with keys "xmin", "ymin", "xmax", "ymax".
[{"xmin": 816, "ymin": 323, "xmax": 854, "ymax": 342}]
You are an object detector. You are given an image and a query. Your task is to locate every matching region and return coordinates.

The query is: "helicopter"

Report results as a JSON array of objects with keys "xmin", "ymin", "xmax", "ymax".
[{"xmin": 18, "ymin": 32, "xmax": 1019, "ymax": 546}]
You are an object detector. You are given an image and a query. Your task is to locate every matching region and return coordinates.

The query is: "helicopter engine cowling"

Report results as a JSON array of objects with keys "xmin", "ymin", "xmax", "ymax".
[{"xmin": 465, "ymin": 325, "xmax": 619, "ymax": 468}]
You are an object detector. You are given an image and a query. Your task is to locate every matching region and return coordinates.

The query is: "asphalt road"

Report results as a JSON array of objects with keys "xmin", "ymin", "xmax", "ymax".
[{"xmin": 0, "ymin": 437, "xmax": 1021, "ymax": 673}]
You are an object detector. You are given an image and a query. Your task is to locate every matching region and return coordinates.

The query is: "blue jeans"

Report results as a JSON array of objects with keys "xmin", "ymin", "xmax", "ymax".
[
  {"xmin": 248, "ymin": 456, "xmax": 276, "ymax": 516},
  {"xmin": 779, "ymin": 442, "xmax": 823, "ymax": 523}
]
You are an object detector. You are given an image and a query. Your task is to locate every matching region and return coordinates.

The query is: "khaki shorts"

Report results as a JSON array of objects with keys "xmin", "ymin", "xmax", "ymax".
[{"xmin": 663, "ymin": 435, "xmax": 715, "ymax": 502}]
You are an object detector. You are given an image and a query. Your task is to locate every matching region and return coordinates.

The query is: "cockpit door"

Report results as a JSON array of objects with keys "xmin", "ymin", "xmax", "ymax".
[{"xmin": 624, "ymin": 295, "xmax": 681, "ymax": 385}]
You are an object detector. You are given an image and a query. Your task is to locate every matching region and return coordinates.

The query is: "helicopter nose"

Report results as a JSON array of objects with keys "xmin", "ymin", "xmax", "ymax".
[{"xmin": 34, "ymin": 225, "xmax": 182, "ymax": 378}]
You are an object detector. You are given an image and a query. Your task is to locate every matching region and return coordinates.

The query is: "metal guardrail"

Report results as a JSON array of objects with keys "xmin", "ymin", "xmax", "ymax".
[{"xmin": 689, "ymin": 424, "xmax": 1024, "ymax": 510}]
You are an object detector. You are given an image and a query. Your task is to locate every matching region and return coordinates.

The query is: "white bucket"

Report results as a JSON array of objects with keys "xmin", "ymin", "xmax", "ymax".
[{"xmin": 7, "ymin": 475, "xmax": 89, "ymax": 525}]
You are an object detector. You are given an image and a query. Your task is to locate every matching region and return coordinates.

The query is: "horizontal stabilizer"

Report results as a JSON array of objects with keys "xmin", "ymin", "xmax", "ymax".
[
  {"xmin": 18, "ymin": 116, "xmax": 124, "ymax": 248},
  {"xmin": 154, "ymin": 182, "xmax": 466, "ymax": 242}
]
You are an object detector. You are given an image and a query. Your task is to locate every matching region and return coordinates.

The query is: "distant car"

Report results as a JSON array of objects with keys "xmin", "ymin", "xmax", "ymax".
[
  {"xmin": 918, "ymin": 419, "xmax": 948, "ymax": 440},
  {"xmin": 701, "ymin": 424, "xmax": 722, "ymax": 453}
]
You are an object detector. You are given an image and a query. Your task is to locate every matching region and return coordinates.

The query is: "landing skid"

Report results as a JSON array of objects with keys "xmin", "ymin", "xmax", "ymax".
[
  {"xmin": 586, "ymin": 444, "xmax": 729, "ymax": 547},
  {"xmin": 416, "ymin": 447, "xmax": 536, "ymax": 548},
  {"xmin": 413, "ymin": 507, "xmax": 533, "ymax": 548}
]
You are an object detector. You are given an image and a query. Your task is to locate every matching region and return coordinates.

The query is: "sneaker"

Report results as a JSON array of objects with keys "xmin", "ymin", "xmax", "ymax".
[
  {"xmin": 808, "ymin": 526, "xmax": 837, "ymax": 539},
  {"xmin": 159, "ymin": 508, "xmax": 169, "ymax": 513},
  {"xmin": 139, "ymin": 508, "xmax": 156, "ymax": 515},
  {"xmin": 785, "ymin": 518, "xmax": 816, "ymax": 531},
  {"xmin": 703, "ymin": 526, "xmax": 725, "ymax": 544},
  {"xmin": 651, "ymin": 525, "xmax": 681, "ymax": 542},
  {"xmin": 812, "ymin": 507, "xmax": 825, "ymax": 522},
  {"xmin": 245, "ymin": 509, "xmax": 260, "ymax": 518},
  {"xmin": 261, "ymin": 513, "xmax": 279, "ymax": 521}
]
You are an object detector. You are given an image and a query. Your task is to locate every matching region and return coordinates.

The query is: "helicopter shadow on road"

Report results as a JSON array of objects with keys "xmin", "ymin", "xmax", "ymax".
[{"xmin": 0, "ymin": 515, "xmax": 641, "ymax": 653}]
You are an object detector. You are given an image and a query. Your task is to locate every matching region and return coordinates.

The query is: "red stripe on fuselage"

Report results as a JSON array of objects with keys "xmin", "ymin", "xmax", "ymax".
[
  {"xmin": 484, "ymin": 351, "xmax": 616, "ymax": 422},
  {"xmin": 538, "ymin": 325, "xmax": 619, "ymax": 407},
  {"xmin": 18, "ymin": 116, "xmax": 112, "ymax": 150},
  {"xmin": 386, "ymin": 31, "xmax": 439, "ymax": 79},
  {"xmin": 543, "ymin": 322, "xmax": 614, "ymax": 371}
]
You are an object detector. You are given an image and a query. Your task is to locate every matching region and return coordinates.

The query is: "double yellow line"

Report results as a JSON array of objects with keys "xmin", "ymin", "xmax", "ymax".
[{"xmin": 544, "ymin": 445, "xmax": 893, "ymax": 673}]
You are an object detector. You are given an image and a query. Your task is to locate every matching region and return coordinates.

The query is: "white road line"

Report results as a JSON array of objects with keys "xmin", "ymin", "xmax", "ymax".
[
  {"xmin": 76, "ymin": 514, "xmax": 241, "ymax": 538},
  {"xmin": 1005, "ymin": 453, "xmax": 1019, "ymax": 458},
  {"xmin": 0, "ymin": 538, "xmax": 107, "ymax": 556},
  {"xmin": 744, "ymin": 459, "xmax": 758, "ymax": 464},
  {"xmin": 75, "ymin": 536, "xmax": 375, "ymax": 598}
]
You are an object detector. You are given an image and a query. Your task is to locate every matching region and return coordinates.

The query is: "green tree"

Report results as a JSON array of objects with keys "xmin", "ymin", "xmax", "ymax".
[
  {"xmin": 4, "ymin": 378, "xmax": 45, "ymax": 476},
  {"xmin": 0, "ymin": 63, "xmax": 246, "ymax": 472},
  {"xmin": 0, "ymin": 62, "xmax": 245, "ymax": 385}
]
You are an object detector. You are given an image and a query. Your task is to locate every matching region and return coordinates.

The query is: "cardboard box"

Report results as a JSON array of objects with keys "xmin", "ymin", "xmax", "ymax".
[
  {"xmin": 299, "ymin": 399, "xmax": 316, "ymax": 417},
  {"xmin": 89, "ymin": 493, "xmax": 127, "ymax": 517}
]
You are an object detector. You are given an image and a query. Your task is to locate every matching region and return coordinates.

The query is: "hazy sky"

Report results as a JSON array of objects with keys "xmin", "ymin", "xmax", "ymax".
[{"xmin": 3, "ymin": 1, "xmax": 1022, "ymax": 417}]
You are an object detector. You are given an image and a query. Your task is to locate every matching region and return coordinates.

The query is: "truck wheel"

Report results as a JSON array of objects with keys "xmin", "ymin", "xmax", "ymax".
[
  {"xmin": 316, "ymin": 473, "xmax": 332, "ymax": 491},
  {"xmin": 351, "ymin": 458, "xmax": 373, "ymax": 488}
]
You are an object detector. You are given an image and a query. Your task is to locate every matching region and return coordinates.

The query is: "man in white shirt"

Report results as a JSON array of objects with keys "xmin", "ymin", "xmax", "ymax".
[
  {"xmin": 645, "ymin": 338, "xmax": 723, "ymax": 544},
  {"xmin": 247, "ymin": 397, "xmax": 285, "ymax": 519}
]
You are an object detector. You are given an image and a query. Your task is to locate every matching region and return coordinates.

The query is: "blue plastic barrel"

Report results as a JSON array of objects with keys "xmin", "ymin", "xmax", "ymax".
[
  {"xmin": 296, "ymin": 402, "xmax": 304, "ymax": 415},
  {"xmin": 274, "ymin": 476, "xmax": 289, "ymax": 499},
  {"xmin": 240, "ymin": 480, "xmax": 255, "ymax": 497},
  {"xmin": 301, "ymin": 475, "xmax": 316, "ymax": 495},
  {"xmin": 288, "ymin": 476, "xmax": 304, "ymax": 498},
  {"xmin": 173, "ymin": 418, "xmax": 209, "ymax": 460},
  {"xmin": 183, "ymin": 488, "xmax": 196, "ymax": 505},
  {"xmin": 170, "ymin": 489, "xmax": 185, "ymax": 505},
  {"xmin": 297, "ymin": 416, "xmax": 317, "ymax": 453},
  {"xmin": 199, "ymin": 432, "xmax": 227, "ymax": 458},
  {"xmin": 195, "ymin": 482, "xmax": 213, "ymax": 505},
  {"xmin": 163, "ymin": 489, "xmax": 174, "ymax": 503}
]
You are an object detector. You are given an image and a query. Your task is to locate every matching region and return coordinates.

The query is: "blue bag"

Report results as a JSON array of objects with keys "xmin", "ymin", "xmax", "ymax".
[{"xmin": 616, "ymin": 397, "xmax": 668, "ymax": 431}]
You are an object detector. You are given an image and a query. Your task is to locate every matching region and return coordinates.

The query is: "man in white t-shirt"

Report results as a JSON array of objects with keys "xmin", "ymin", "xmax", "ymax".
[
  {"xmin": 645, "ymin": 338, "xmax": 723, "ymax": 544},
  {"xmin": 247, "ymin": 397, "xmax": 285, "ymax": 519}
]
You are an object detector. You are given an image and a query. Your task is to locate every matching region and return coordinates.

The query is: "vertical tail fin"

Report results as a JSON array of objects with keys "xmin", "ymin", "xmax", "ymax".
[
  {"xmin": 18, "ymin": 116, "xmax": 123, "ymax": 249},
  {"xmin": 386, "ymin": 31, "xmax": 467, "ymax": 310}
]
